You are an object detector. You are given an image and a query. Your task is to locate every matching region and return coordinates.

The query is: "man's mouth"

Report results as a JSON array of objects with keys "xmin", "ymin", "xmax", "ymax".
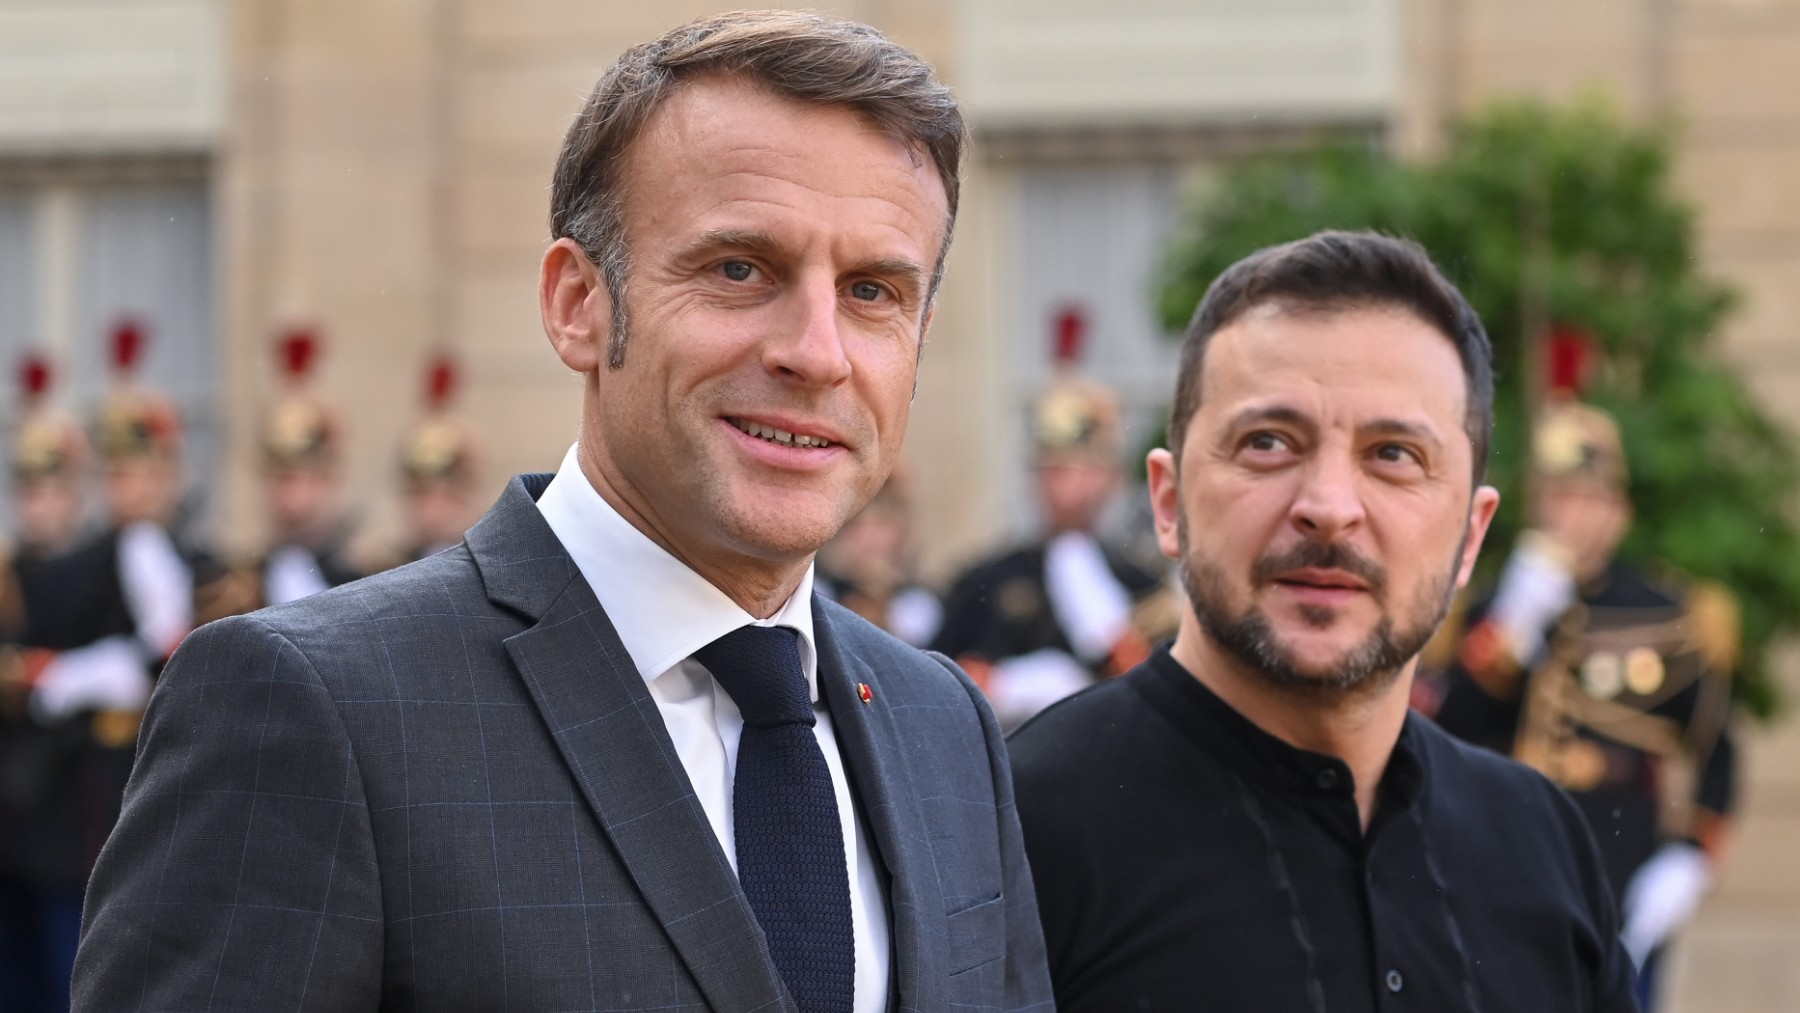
[
  {"xmin": 1273, "ymin": 569, "xmax": 1370, "ymax": 592},
  {"xmin": 727, "ymin": 417, "xmax": 836, "ymax": 449}
]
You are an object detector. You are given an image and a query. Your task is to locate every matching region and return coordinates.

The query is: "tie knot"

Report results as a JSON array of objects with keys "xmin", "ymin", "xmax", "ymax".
[{"xmin": 694, "ymin": 625, "xmax": 814, "ymax": 727}]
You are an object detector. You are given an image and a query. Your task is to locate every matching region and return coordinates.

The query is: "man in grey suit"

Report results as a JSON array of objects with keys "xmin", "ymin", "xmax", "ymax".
[{"xmin": 74, "ymin": 12, "xmax": 1053, "ymax": 1012}]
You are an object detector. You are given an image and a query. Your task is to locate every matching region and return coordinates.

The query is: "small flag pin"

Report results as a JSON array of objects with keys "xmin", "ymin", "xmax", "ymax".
[{"xmin": 857, "ymin": 682, "xmax": 873, "ymax": 704}]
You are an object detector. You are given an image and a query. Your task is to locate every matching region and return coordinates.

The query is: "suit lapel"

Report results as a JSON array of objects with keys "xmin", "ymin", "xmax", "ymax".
[
  {"xmin": 469, "ymin": 476, "xmax": 791, "ymax": 1013},
  {"xmin": 814, "ymin": 600, "xmax": 946, "ymax": 1013}
]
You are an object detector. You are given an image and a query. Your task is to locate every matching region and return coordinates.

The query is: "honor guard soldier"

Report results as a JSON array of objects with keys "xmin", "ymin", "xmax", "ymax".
[
  {"xmin": 816, "ymin": 465, "xmax": 943, "ymax": 647},
  {"xmin": 93, "ymin": 318, "xmax": 232, "ymax": 649},
  {"xmin": 1, "ymin": 348, "xmax": 145, "ymax": 1013},
  {"xmin": 1430, "ymin": 399, "xmax": 1738, "ymax": 1011},
  {"xmin": 395, "ymin": 352, "xmax": 482, "ymax": 564},
  {"xmin": 5, "ymin": 353, "xmax": 90, "ymax": 556},
  {"xmin": 255, "ymin": 328, "xmax": 367, "ymax": 604},
  {"xmin": 933, "ymin": 373, "xmax": 1174, "ymax": 726},
  {"xmin": 2, "ymin": 353, "xmax": 94, "ymax": 1013}
]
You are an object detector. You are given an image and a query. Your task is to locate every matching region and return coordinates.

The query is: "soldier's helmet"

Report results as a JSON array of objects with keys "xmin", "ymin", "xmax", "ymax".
[
  {"xmin": 10, "ymin": 352, "xmax": 89, "ymax": 483},
  {"xmin": 1031, "ymin": 375, "xmax": 1123, "ymax": 467},
  {"xmin": 261, "ymin": 328, "xmax": 341, "ymax": 472},
  {"xmin": 1532, "ymin": 399, "xmax": 1628, "ymax": 491},
  {"xmin": 398, "ymin": 352, "xmax": 479, "ymax": 488},
  {"xmin": 95, "ymin": 319, "xmax": 183, "ymax": 464}
]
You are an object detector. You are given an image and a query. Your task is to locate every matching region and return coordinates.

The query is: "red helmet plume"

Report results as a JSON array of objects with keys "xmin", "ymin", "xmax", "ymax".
[
  {"xmin": 425, "ymin": 352, "xmax": 458, "ymax": 411},
  {"xmin": 111, "ymin": 318, "xmax": 147, "ymax": 376},
  {"xmin": 278, "ymin": 327, "xmax": 321, "ymax": 382},
  {"xmin": 19, "ymin": 352, "xmax": 52, "ymax": 405},
  {"xmin": 1052, "ymin": 305, "xmax": 1087, "ymax": 366},
  {"xmin": 1546, "ymin": 324, "xmax": 1594, "ymax": 396}
]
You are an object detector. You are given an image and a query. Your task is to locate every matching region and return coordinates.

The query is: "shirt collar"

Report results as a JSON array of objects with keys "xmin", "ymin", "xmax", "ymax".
[
  {"xmin": 534, "ymin": 443, "xmax": 819, "ymax": 697},
  {"xmin": 1140, "ymin": 643, "xmax": 1426, "ymax": 811}
]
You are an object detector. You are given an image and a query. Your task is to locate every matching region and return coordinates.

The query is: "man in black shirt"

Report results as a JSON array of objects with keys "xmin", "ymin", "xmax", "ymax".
[{"xmin": 1011, "ymin": 230, "xmax": 1639, "ymax": 1012}]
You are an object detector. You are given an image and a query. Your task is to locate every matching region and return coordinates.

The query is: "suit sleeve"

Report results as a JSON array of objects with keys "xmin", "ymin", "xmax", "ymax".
[
  {"xmin": 937, "ymin": 652, "xmax": 1056, "ymax": 1011},
  {"xmin": 73, "ymin": 615, "xmax": 383, "ymax": 1011}
]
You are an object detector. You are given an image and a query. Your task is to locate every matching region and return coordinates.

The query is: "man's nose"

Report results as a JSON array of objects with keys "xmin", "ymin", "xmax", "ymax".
[
  {"xmin": 1288, "ymin": 452, "xmax": 1366, "ymax": 541},
  {"xmin": 765, "ymin": 274, "xmax": 853, "ymax": 386}
]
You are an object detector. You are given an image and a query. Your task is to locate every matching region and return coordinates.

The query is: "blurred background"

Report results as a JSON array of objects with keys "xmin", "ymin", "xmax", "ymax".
[{"xmin": 2, "ymin": 1, "xmax": 1798, "ymax": 1008}]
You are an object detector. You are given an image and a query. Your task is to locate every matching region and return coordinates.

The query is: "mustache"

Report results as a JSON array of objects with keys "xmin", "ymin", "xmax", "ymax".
[{"xmin": 1250, "ymin": 539, "xmax": 1387, "ymax": 597}]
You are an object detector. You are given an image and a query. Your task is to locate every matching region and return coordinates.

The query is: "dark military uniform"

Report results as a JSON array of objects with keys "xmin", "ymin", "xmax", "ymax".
[
  {"xmin": 932, "ymin": 542, "xmax": 1167, "ymax": 676},
  {"xmin": 244, "ymin": 525, "xmax": 371, "ymax": 610},
  {"xmin": 2, "ymin": 529, "xmax": 162, "ymax": 1013},
  {"xmin": 3, "ymin": 533, "xmax": 145, "ymax": 874},
  {"xmin": 1433, "ymin": 561, "xmax": 1738, "ymax": 898}
]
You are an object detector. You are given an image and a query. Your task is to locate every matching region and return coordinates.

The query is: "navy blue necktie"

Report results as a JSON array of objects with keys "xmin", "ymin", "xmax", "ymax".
[{"xmin": 695, "ymin": 625, "xmax": 854, "ymax": 1013}]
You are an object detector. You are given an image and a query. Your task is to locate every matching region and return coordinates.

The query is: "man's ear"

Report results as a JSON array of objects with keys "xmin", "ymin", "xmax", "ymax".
[
  {"xmin": 540, "ymin": 238, "xmax": 608, "ymax": 373},
  {"xmin": 1456, "ymin": 485, "xmax": 1503, "ymax": 588},
  {"xmin": 1146, "ymin": 446, "xmax": 1183, "ymax": 561}
]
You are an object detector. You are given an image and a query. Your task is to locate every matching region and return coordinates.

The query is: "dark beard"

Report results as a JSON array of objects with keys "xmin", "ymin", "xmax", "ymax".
[{"xmin": 1177, "ymin": 522, "xmax": 1462, "ymax": 701}]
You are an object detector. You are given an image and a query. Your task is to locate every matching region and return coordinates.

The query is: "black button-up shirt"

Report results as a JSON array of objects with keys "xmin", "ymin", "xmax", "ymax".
[{"xmin": 1010, "ymin": 644, "xmax": 1639, "ymax": 1012}]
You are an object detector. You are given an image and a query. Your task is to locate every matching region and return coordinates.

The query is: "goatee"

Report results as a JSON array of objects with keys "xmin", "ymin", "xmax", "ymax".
[{"xmin": 1177, "ymin": 523, "xmax": 1460, "ymax": 701}]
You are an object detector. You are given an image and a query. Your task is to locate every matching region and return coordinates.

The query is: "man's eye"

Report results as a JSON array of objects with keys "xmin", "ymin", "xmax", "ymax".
[
  {"xmin": 1246, "ymin": 433, "xmax": 1286, "ymax": 452},
  {"xmin": 1375, "ymin": 443, "xmax": 1420, "ymax": 465},
  {"xmin": 848, "ymin": 280, "xmax": 885, "ymax": 302},
  {"xmin": 720, "ymin": 260, "xmax": 754, "ymax": 282}
]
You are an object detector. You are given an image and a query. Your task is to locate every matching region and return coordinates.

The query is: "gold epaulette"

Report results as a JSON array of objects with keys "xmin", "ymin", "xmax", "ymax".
[
  {"xmin": 0, "ymin": 645, "xmax": 26, "ymax": 721},
  {"xmin": 1684, "ymin": 579, "xmax": 1741, "ymax": 675},
  {"xmin": 0, "ymin": 544, "xmax": 23, "ymax": 639},
  {"xmin": 195, "ymin": 565, "xmax": 265, "ymax": 625}
]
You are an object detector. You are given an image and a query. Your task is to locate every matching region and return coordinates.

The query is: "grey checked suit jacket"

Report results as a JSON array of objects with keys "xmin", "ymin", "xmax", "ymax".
[{"xmin": 73, "ymin": 474, "xmax": 1054, "ymax": 1012}]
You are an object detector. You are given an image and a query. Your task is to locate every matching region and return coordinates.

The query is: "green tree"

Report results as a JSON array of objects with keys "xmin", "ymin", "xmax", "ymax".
[{"xmin": 1157, "ymin": 98, "xmax": 1800, "ymax": 715}]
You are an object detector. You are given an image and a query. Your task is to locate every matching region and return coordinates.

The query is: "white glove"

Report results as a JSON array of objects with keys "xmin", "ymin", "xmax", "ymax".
[
  {"xmin": 118, "ymin": 520, "xmax": 194, "ymax": 658},
  {"xmin": 987, "ymin": 648, "xmax": 1093, "ymax": 728},
  {"xmin": 266, "ymin": 544, "xmax": 331, "ymax": 605},
  {"xmin": 1621, "ymin": 842, "xmax": 1713, "ymax": 969},
  {"xmin": 29, "ymin": 634, "xmax": 154, "ymax": 722},
  {"xmin": 1486, "ymin": 532, "xmax": 1579, "ymax": 664},
  {"xmin": 1044, "ymin": 531, "xmax": 1134, "ymax": 664}
]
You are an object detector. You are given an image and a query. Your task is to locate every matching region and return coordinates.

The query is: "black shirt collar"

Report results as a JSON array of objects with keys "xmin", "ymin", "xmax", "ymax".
[{"xmin": 1136, "ymin": 642, "xmax": 1427, "ymax": 814}]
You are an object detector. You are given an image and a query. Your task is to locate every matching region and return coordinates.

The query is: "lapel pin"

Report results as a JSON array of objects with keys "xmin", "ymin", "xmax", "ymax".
[{"xmin": 857, "ymin": 682, "xmax": 873, "ymax": 704}]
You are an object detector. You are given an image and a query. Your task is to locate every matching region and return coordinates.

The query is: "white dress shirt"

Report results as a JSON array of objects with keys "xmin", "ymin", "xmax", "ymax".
[{"xmin": 536, "ymin": 445, "xmax": 889, "ymax": 1012}]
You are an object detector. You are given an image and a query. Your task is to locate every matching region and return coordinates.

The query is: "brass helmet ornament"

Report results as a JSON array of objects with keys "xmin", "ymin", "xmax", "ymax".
[
  {"xmin": 398, "ymin": 352, "xmax": 478, "ymax": 487},
  {"xmin": 95, "ymin": 318, "xmax": 182, "ymax": 463},
  {"xmin": 1532, "ymin": 400, "xmax": 1629, "ymax": 491},
  {"xmin": 262, "ymin": 327, "xmax": 340, "ymax": 471},
  {"xmin": 1032, "ymin": 377, "xmax": 1123, "ymax": 465},
  {"xmin": 10, "ymin": 352, "xmax": 88, "ymax": 481},
  {"xmin": 1031, "ymin": 304, "xmax": 1123, "ymax": 466},
  {"xmin": 1532, "ymin": 324, "xmax": 1627, "ymax": 491}
]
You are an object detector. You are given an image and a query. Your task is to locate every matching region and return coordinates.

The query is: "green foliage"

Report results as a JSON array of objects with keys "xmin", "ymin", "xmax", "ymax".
[{"xmin": 1156, "ymin": 98, "xmax": 1800, "ymax": 717}]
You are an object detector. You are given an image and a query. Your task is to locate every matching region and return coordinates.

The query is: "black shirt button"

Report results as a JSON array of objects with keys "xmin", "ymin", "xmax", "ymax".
[
  {"xmin": 1315, "ymin": 769, "xmax": 1338, "ymax": 791},
  {"xmin": 1386, "ymin": 969, "xmax": 1404, "ymax": 993}
]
